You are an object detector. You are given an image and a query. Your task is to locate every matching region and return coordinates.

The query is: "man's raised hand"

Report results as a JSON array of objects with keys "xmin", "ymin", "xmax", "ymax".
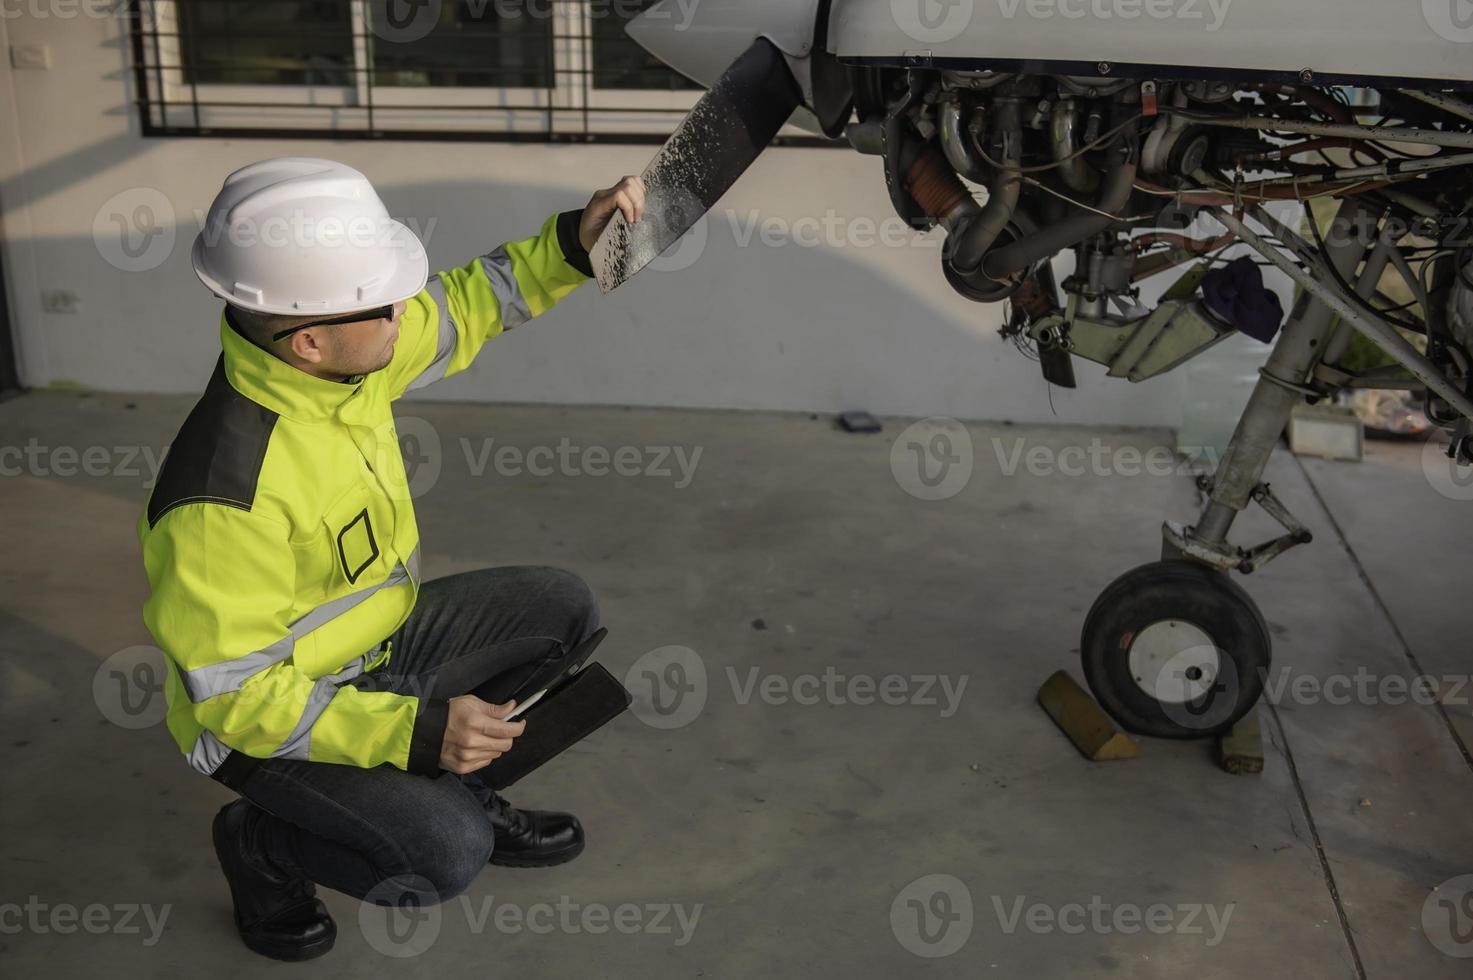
[{"xmin": 579, "ymin": 175, "xmax": 646, "ymax": 252}]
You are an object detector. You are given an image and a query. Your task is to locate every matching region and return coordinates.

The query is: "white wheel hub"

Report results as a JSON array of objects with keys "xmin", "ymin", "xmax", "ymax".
[{"xmin": 1128, "ymin": 620, "xmax": 1222, "ymax": 704}]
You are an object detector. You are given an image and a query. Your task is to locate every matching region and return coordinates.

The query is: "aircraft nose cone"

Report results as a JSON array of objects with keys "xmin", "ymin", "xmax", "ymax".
[{"xmin": 625, "ymin": 0, "xmax": 779, "ymax": 90}]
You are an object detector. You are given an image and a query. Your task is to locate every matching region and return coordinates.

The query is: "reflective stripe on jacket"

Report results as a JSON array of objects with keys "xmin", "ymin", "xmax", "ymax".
[{"xmin": 138, "ymin": 209, "xmax": 593, "ymax": 776}]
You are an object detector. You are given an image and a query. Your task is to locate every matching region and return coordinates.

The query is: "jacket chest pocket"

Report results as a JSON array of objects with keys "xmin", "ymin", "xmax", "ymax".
[
  {"xmin": 322, "ymin": 484, "xmax": 391, "ymax": 589},
  {"xmin": 334, "ymin": 505, "xmax": 379, "ymax": 585}
]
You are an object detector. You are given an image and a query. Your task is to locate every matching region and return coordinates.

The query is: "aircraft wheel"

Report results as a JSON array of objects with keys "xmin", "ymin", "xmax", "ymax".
[{"xmin": 1080, "ymin": 560, "xmax": 1271, "ymax": 739}]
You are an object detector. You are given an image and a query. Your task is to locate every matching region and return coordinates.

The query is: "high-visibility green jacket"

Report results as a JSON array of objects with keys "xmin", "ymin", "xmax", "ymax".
[{"xmin": 138, "ymin": 209, "xmax": 593, "ymax": 779}]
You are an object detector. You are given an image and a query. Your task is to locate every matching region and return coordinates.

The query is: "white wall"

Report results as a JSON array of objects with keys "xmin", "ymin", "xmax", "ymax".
[{"xmin": 0, "ymin": 9, "xmax": 1233, "ymax": 428}]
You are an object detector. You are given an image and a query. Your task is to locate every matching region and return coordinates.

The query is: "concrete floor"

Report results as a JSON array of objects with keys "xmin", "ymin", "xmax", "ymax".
[{"xmin": 1, "ymin": 390, "xmax": 1470, "ymax": 978}]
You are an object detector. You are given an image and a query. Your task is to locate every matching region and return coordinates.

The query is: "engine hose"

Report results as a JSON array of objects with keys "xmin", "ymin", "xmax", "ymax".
[{"xmin": 905, "ymin": 144, "xmax": 972, "ymax": 221}]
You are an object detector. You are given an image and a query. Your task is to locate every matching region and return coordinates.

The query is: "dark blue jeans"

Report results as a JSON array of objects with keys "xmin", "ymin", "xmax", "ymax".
[{"xmin": 226, "ymin": 565, "xmax": 599, "ymax": 906}]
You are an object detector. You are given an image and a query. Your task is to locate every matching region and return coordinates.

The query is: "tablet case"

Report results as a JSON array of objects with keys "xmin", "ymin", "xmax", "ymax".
[
  {"xmin": 479, "ymin": 660, "xmax": 631, "ymax": 791},
  {"xmin": 504, "ymin": 627, "xmax": 608, "ymax": 706}
]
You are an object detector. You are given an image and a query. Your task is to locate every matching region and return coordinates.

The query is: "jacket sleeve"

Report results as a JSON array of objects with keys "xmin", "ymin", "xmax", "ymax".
[
  {"xmin": 384, "ymin": 208, "xmax": 594, "ymax": 399},
  {"xmin": 141, "ymin": 503, "xmax": 446, "ymax": 774}
]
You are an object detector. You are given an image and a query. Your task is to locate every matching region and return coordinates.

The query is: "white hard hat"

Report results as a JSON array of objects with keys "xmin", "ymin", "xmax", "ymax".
[{"xmin": 191, "ymin": 157, "xmax": 428, "ymax": 316}]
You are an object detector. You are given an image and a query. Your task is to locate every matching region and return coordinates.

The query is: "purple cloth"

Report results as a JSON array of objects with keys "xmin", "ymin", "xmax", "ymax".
[{"xmin": 1201, "ymin": 256, "xmax": 1284, "ymax": 343}]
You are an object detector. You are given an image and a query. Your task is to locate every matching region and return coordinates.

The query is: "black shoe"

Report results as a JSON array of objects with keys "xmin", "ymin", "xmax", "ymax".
[
  {"xmin": 485, "ymin": 792, "xmax": 585, "ymax": 868},
  {"xmin": 212, "ymin": 800, "xmax": 337, "ymax": 961}
]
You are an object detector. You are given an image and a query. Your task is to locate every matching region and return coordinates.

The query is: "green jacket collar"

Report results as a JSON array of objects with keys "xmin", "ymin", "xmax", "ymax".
[{"xmin": 220, "ymin": 311, "xmax": 366, "ymax": 423}]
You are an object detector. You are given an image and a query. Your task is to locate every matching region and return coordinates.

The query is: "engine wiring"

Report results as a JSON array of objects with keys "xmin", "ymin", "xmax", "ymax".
[
  {"xmin": 1022, "ymin": 175, "xmax": 1160, "ymax": 223},
  {"xmin": 971, "ymin": 112, "xmax": 1150, "ymax": 177},
  {"xmin": 901, "ymin": 72, "xmax": 1473, "ymax": 425},
  {"xmin": 1189, "ymin": 170, "xmax": 1390, "ymax": 201}
]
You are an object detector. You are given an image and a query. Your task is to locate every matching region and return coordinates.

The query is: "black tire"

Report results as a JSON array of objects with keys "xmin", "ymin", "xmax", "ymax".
[{"xmin": 1080, "ymin": 560, "xmax": 1271, "ymax": 739}]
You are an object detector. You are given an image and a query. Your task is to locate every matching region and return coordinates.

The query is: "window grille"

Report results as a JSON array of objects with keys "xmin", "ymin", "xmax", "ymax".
[{"xmin": 128, "ymin": 0, "xmax": 840, "ymax": 146}]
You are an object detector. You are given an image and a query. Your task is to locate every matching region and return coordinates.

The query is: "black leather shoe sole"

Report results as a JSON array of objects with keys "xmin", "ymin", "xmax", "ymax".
[
  {"xmin": 239, "ymin": 922, "xmax": 337, "ymax": 963},
  {"xmin": 490, "ymin": 836, "xmax": 585, "ymax": 868},
  {"xmin": 213, "ymin": 804, "xmax": 337, "ymax": 962}
]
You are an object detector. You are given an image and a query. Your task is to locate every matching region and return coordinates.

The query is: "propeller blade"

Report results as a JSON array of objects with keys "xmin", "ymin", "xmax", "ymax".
[{"xmin": 591, "ymin": 37, "xmax": 803, "ymax": 294}]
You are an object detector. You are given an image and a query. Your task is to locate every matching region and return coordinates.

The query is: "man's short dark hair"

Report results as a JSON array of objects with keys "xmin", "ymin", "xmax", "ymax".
[{"xmin": 227, "ymin": 304, "xmax": 319, "ymax": 347}]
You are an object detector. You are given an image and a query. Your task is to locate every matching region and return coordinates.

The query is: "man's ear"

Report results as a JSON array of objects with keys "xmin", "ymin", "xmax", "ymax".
[{"xmin": 289, "ymin": 328, "xmax": 326, "ymax": 364}]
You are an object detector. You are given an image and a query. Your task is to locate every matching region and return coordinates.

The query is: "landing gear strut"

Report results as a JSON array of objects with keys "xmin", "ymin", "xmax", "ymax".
[{"xmin": 1081, "ymin": 198, "xmax": 1379, "ymax": 739}]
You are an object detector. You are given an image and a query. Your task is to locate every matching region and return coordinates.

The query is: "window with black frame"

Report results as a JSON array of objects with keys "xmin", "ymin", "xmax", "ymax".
[
  {"xmin": 589, "ymin": 0, "xmax": 699, "ymax": 92},
  {"xmin": 175, "ymin": 0, "xmax": 355, "ymax": 87},
  {"xmin": 365, "ymin": 0, "xmax": 555, "ymax": 89},
  {"xmin": 138, "ymin": 0, "xmax": 823, "ymax": 142}
]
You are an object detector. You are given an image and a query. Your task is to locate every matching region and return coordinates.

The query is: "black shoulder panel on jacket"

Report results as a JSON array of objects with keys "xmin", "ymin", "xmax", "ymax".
[{"xmin": 146, "ymin": 357, "xmax": 279, "ymax": 529}]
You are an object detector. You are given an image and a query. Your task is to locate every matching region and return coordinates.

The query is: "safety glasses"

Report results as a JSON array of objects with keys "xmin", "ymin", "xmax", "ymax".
[{"xmin": 272, "ymin": 304, "xmax": 396, "ymax": 343}]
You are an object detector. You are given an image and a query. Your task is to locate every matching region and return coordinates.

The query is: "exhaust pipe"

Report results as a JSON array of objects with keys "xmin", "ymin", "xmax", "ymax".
[
  {"xmin": 1051, "ymin": 100, "xmax": 1100, "ymax": 194},
  {"xmin": 938, "ymin": 94, "xmax": 988, "ymax": 184},
  {"xmin": 945, "ymin": 99, "xmax": 1023, "ymax": 275},
  {"xmin": 981, "ymin": 145, "xmax": 1139, "ymax": 283}
]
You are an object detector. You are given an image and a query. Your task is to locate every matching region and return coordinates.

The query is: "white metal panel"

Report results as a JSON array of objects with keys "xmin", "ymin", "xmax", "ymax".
[{"xmin": 831, "ymin": 0, "xmax": 1473, "ymax": 83}]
